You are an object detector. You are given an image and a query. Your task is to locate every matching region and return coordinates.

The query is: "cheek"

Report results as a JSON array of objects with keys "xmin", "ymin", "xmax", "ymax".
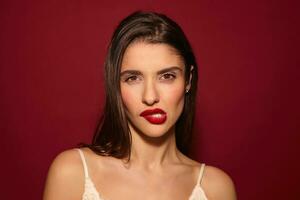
[
  {"xmin": 121, "ymin": 86, "xmax": 138, "ymax": 112},
  {"xmin": 162, "ymin": 83, "xmax": 185, "ymax": 108}
]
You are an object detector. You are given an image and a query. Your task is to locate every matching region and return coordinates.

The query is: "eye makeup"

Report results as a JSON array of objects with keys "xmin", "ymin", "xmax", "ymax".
[{"xmin": 120, "ymin": 66, "xmax": 183, "ymax": 83}]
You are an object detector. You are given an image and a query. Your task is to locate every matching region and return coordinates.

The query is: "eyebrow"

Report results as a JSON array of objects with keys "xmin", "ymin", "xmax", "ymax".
[
  {"xmin": 157, "ymin": 66, "xmax": 183, "ymax": 74},
  {"xmin": 120, "ymin": 66, "xmax": 183, "ymax": 76}
]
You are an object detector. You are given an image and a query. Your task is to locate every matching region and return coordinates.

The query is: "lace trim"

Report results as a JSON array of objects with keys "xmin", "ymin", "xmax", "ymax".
[
  {"xmin": 82, "ymin": 177, "xmax": 102, "ymax": 200},
  {"xmin": 189, "ymin": 185, "xmax": 208, "ymax": 200},
  {"xmin": 82, "ymin": 176, "xmax": 208, "ymax": 200}
]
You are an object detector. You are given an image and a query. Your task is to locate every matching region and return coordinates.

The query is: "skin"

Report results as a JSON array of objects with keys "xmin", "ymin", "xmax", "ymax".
[{"xmin": 43, "ymin": 42, "xmax": 237, "ymax": 200}]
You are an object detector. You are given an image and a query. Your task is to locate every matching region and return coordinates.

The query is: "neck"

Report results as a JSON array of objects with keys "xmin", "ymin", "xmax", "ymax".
[{"xmin": 125, "ymin": 124, "xmax": 182, "ymax": 170}]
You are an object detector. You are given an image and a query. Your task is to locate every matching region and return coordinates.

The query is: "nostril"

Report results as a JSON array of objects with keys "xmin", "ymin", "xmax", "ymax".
[
  {"xmin": 142, "ymin": 93, "xmax": 159, "ymax": 105},
  {"xmin": 142, "ymin": 96, "xmax": 159, "ymax": 106}
]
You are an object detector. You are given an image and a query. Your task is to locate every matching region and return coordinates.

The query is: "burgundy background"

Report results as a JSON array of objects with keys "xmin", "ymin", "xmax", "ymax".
[{"xmin": 1, "ymin": 0, "xmax": 299, "ymax": 199}]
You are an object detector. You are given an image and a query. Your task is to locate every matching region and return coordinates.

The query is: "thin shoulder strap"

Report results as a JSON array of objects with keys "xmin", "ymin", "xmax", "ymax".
[
  {"xmin": 197, "ymin": 163, "xmax": 206, "ymax": 185},
  {"xmin": 77, "ymin": 148, "xmax": 89, "ymax": 178}
]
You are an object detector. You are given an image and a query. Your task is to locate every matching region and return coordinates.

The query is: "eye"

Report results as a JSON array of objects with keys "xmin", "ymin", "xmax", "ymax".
[
  {"xmin": 124, "ymin": 75, "xmax": 141, "ymax": 83},
  {"xmin": 160, "ymin": 73, "xmax": 176, "ymax": 81}
]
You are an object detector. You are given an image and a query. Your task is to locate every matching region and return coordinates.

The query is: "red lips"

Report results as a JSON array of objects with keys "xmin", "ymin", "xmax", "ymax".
[{"xmin": 140, "ymin": 108, "xmax": 167, "ymax": 124}]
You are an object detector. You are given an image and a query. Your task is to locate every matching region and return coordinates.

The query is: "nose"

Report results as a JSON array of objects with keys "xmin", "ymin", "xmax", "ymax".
[{"xmin": 142, "ymin": 79, "xmax": 159, "ymax": 106}]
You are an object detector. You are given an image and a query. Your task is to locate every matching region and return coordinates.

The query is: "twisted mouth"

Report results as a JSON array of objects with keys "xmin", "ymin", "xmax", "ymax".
[{"xmin": 140, "ymin": 108, "xmax": 167, "ymax": 124}]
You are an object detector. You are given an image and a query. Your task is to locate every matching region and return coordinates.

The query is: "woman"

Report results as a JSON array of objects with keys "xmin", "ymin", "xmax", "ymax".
[{"xmin": 43, "ymin": 11, "xmax": 237, "ymax": 200}]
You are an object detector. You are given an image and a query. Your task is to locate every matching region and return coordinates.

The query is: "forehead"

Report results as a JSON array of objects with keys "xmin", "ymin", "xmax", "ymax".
[{"xmin": 121, "ymin": 42, "xmax": 185, "ymax": 72}]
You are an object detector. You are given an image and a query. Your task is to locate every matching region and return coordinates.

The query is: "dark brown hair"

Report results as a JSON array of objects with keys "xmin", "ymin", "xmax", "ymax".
[{"xmin": 86, "ymin": 11, "xmax": 198, "ymax": 159}]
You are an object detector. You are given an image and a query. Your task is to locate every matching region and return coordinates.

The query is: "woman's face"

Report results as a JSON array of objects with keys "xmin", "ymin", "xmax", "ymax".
[{"xmin": 120, "ymin": 42, "xmax": 189, "ymax": 138}]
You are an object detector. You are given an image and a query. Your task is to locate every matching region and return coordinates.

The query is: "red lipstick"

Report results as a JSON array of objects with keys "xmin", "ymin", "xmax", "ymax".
[{"xmin": 140, "ymin": 108, "xmax": 167, "ymax": 124}]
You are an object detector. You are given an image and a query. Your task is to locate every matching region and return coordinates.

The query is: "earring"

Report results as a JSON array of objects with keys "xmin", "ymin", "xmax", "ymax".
[{"xmin": 185, "ymin": 88, "xmax": 189, "ymax": 94}]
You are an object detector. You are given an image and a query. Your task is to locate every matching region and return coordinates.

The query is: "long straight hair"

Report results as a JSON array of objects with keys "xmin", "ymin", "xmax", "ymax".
[{"xmin": 85, "ymin": 11, "xmax": 198, "ymax": 159}]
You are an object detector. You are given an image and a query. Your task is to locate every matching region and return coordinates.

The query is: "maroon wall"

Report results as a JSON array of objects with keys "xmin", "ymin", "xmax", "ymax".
[{"xmin": 1, "ymin": 0, "xmax": 299, "ymax": 199}]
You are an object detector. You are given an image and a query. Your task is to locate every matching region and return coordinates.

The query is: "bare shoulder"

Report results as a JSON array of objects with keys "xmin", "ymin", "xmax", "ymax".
[
  {"xmin": 202, "ymin": 165, "xmax": 237, "ymax": 200},
  {"xmin": 48, "ymin": 148, "xmax": 83, "ymax": 173},
  {"xmin": 43, "ymin": 148, "xmax": 84, "ymax": 200}
]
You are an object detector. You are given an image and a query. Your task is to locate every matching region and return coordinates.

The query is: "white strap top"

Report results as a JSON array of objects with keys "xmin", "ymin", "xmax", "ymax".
[{"xmin": 77, "ymin": 149, "xmax": 208, "ymax": 200}]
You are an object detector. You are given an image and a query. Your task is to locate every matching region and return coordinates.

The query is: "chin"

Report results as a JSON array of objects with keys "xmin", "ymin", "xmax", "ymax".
[
  {"xmin": 142, "ymin": 129, "xmax": 169, "ymax": 138},
  {"xmin": 129, "ymin": 121, "xmax": 173, "ymax": 139}
]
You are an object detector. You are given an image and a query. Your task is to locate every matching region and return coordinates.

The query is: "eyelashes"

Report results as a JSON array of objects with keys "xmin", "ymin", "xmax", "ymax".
[
  {"xmin": 122, "ymin": 73, "xmax": 177, "ymax": 84},
  {"xmin": 160, "ymin": 73, "xmax": 176, "ymax": 80},
  {"xmin": 124, "ymin": 75, "xmax": 142, "ymax": 83}
]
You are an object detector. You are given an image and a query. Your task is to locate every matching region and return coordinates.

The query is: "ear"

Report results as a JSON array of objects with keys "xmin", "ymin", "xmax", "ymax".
[{"xmin": 185, "ymin": 65, "xmax": 194, "ymax": 93}]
